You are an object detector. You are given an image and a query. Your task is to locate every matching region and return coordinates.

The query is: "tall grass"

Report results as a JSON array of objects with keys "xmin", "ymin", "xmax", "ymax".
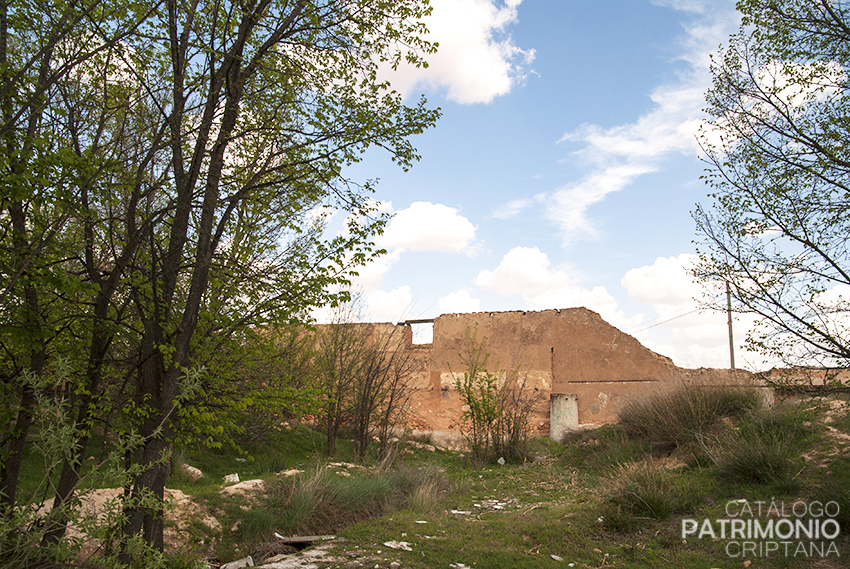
[
  {"xmin": 702, "ymin": 403, "xmax": 815, "ymax": 491},
  {"xmin": 598, "ymin": 459, "xmax": 700, "ymax": 532},
  {"xmin": 618, "ymin": 381, "xmax": 762, "ymax": 448},
  {"xmin": 236, "ymin": 464, "xmax": 450, "ymax": 539}
]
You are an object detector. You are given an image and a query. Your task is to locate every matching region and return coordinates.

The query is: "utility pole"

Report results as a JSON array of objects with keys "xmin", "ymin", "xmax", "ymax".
[{"xmin": 726, "ymin": 281, "xmax": 735, "ymax": 370}]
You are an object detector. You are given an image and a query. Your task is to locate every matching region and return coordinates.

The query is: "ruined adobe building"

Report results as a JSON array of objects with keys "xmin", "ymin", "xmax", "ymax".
[{"xmin": 387, "ymin": 308, "xmax": 748, "ymax": 448}]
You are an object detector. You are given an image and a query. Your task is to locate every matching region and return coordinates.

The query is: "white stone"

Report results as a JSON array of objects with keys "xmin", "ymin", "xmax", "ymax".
[
  {"xmin": 221, "ymin": 556, "xmax": 254, "ymax": 569},
  {"xmin": 180, "ymin": 463, "xmax": 203, "ymax": 481}
]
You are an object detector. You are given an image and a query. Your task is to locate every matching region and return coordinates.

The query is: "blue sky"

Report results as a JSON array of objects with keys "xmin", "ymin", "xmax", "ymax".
[{"xmin": 329, "ymin": 0, "xmax": 765, "ymax": 370}]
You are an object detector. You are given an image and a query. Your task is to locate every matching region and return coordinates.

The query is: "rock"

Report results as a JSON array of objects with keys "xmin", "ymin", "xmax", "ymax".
[
  {"xmin": 223, "ymin": 473, "xmax": 240, "ymax": 484},
  {"xmin": 383, "ymin": 540, "xmax": 412, "ymax": 551},
  {"xmin": 220, "ymin": 479, "xmax": 265, "ymax": 496},
  {"xmin": 179, "ymin": 463, "xmax": 204, "ymax": 481},
  {"xmin": 278, "ymin": 469, "xmax": 304, "ymax": 478},
  {"xmin": 406, "ymin": 440, "xmax": 437, "ymax": 452},
  {"xmin": 221, "ymin": 555, "xmax": 254, "ymax": 569}
]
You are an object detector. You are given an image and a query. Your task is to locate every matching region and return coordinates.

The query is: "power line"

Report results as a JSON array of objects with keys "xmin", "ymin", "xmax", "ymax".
[{"xmin": 630, "ymin": 307, "xmax": 701, "ymax": 334}]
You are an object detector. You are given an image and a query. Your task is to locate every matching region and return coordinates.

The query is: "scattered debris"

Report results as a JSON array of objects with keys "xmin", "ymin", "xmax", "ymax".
[
  {"xmin": 220, "ymin": 556, "xmax": 254, "ymax": 569},
  {"xmin": 551, "ymin": 554, "xmax": 564, "ymax": 562},
  {"xmin": 273, "ymin": 533, "xmax": 336, "ymax": 545},
  {"xmin": 449, "ymin": 564, "xmax": 471, "ymax": 569},
  {"xmin": 383, "ymin": 540, "xmax": 412, "ymax": 551},
  {"xmin": 278, "ymin": 469, "xmax": 304, "ymax": 478},
  {"xmin": 223, "ymin": 473, "xmax": 240, "ymax": 484},
  {"xmin": 221, "ymin": 479, "xmax": 265, "ymax": 497},
  {"xmin": 450, "ymin": 510, "xmax": 471, "ymax": 515},
  {"xmin": 497, "ymin": 457, "xmax": 505, "ymax": 465},
  {"xmin": 415, "ymin": 520, "xmax": 428, "ymax": 524},
  {"xmin": 254, "ymin": 542, "xmax": 338, "ymax": 568}
]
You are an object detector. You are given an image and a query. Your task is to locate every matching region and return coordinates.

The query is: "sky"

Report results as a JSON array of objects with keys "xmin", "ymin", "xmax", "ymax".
[{"xmin": 325, "ymin": 0, "xmax": 770, "ymax": 371}]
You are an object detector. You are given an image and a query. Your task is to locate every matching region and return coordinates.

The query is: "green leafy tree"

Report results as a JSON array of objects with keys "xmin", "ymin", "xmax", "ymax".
[
  {"xmin": 694, "ymin": 0, "xmax": 850, "ymax": 374},
  {"xmin": 0, "ymin": 0, "xmax": 440, "ymax": 561},
  {"xmin": 453, "ymin": 327, "xmax": 535, "ymax": 465}
]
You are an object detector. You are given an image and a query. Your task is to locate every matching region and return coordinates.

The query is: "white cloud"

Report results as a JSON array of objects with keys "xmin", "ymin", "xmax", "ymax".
[
  {"xmin": 548, "ymin": 163, "xmax": 657, "ymax": 241},
  {"xmin": 490, "ymin": 198, "xmax": 533, "ymax": 219},
  {"xmin": 384, "ymin": 0, "xmax": 535, "ymax": 104},
  {"xmin": 620, "ymin": 254, "xmax": 769, "ymax": 369},
  {"xmin": 438, "ymin": 289, "xmax": 481, "ymax": 313},
  {"xmin": 475, "ymin": 246, "xmax": 640, "ymax": 330},
  {"xmin": 622, "ymin": 254, "xmax": 704, "ymax": 309},
  {"xmin": 367, "ymin": 286, "xmax": 414, "ymax": 323},
  {"xmin": 378, "ymin": 201, "xmax": 477, "ymax": 253},
  {"xmin": 348, "ymin": 247, "xmax": 404, "ymax": 291},
  {"xmin": 544, "ymin": 1, "xmax": 740, "ymax": 243}
]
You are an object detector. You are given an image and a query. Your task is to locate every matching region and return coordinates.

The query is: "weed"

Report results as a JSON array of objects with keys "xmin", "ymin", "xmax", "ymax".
[
  {"xmin": 618, "ymin": 381, "xmax": 762, "ymax": 448},
  {"xmin": 453, "ymin": 326, "xmax": 537, "ymax": 466},
  {"xmin": 598, "ymin": 459, "xmax": 699, "ymax": 531},
  {"xmin": 558, "ymin": 425, "xmax": 651, "ymax": 478},
  {"xmin": 703, "ymin": 403, "xmax": 815, "ymax": 491}
]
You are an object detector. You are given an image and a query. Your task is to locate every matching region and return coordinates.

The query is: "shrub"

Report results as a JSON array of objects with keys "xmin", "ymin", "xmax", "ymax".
[
  {"xmin": 256, "ymin": 463, "xmax": 450, "ymax": 537},
  {"xmin": 705, "ymin": 404, "xmax": 812, "ymax": 491},
  {"xmin": 558, "ymin": 425, "xmax": 650, "ymax": 474},
  {"xmin": 598, "ymin": 459, "xmax": 698, "ymax": 532},
  {"xmin": 453, "ymin": 327, "xmax": 537, "ymax": 465},
  {"xmin": 618, "ymin": 381, "xmax": 762, "ymax": 448}
]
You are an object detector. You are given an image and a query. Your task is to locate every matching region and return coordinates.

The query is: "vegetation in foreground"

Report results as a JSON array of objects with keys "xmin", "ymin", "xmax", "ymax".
[{"xmin": 144, "ymin": 386, "xmax": 849, "ymax": 569}]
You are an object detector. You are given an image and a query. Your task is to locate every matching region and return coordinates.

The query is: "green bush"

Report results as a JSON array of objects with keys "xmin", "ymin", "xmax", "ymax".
[
  {"xmin": 598, "ymin": 459, "xmax": 698, "ymax": 532},
  {"xmin": 618, "ymin": 381, "xmax": 762, "ymax": 448},
  {"xmin": 559, "ymin": 425, "xmax": 650, "ymax": 474},
  {"xmin": 453, "ymin": 327, "xmax": 537, "ymax": 465},
  {"xmin": 707, "ymin": 404, "xmax": 813, "ymax": 491},
  {"xmin": 248, "ymin": 463, "xmax": 450, "ymax": 538}
]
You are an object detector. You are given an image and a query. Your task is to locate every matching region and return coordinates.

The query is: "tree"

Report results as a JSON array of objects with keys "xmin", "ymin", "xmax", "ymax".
[
  {"xmin": 693, "ymin": 0, "xmax": 850, "ymax": 374},
  {"xmin": 350, "ymin": 324, "xmax": 413, "ymax": 462},
  {"xmin": 0, "ymin": 0, "xmax": 440, "ymax": 561},
  {"xmin": 452, "ymin": 327, "xmax": 536, "ymax": 465}
]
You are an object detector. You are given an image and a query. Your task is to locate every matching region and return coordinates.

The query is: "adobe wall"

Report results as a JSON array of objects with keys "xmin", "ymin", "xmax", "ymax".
[{"xmin": 397, "ymin": 308, "xmax": 748, "ymax": 447}]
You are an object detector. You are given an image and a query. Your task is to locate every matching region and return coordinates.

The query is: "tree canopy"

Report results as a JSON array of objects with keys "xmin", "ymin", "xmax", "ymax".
[
  {"xmin": 0, "ymin": 0, "xmax": 439, "ymax": 563},
  {"xmin": 694, "ymin": 0, "xmax": 850, "ymax": 370}
]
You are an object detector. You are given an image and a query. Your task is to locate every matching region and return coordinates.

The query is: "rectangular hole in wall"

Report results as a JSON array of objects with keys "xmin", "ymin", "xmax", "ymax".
[{"xmin": 411, "ymin": 322, "xmax": 433, "ymax": 344}]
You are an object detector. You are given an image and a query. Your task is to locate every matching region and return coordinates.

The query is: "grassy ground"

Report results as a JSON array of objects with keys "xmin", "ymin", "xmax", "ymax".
[{"xmin": 166, "ymin": 395, "xmax": 850, "ymax": 569}]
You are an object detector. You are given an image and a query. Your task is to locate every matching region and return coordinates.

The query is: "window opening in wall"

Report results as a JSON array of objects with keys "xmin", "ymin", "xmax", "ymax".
[{"xmin": 406, "ymin": 319, "xmax": 434, "ymax": 344}]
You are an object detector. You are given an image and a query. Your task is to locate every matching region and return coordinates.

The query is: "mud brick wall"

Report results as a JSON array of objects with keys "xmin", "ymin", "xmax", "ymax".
[{"xmin": 315, "ymin": 308, "xmax": 746, "ymax": 448}]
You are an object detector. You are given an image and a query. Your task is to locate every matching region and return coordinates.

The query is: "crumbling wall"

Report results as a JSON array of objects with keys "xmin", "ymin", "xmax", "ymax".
[
  {"xmin": 400, "ymin": 308, "xmax": 747, "ymax": 444},
  {"xmin": 312, "ymin": 308, "xmax": 748, "ymax": 447}
]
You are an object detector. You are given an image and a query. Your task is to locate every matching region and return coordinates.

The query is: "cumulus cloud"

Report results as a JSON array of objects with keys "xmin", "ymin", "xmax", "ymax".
[
  {"xmin": 385, "ymin": 0, "xmax": 535, "ymax": 104},
  {"xmin": 620, "ymin": 254, "xmax": 769, "ymax": 369},
  {"xmin": 347, "ymin": 248, "xmax": 404, "ymax": 292},
  {"xmin": 622, "ymin": 253, "xmax": 705, "ymax": 309},
  {"xmin": 366, "ymin": 286, "xmax": 414, "ymax": 323},
  {"xmin": 544, "ymin": 1, "xmax": 739, "ymax": 243},
  {"xmin": 475, "ymin": 246, "xmax": 640, "ymax": 330},
  {"xmin": 438, "ymin": 289, "xmax": 481, "ymax": 313},
  {"xmin": 378, "ymin": 201, "xmax": 477, "ymax": 254}
]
